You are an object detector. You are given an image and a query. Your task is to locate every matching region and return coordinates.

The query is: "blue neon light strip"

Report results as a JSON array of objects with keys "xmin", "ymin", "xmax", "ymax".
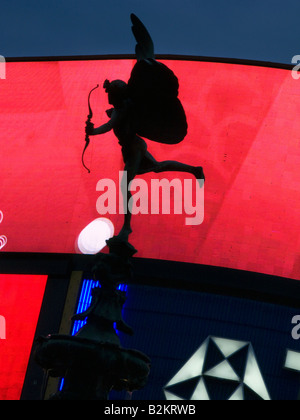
[{"xmin": 59, "ymin": 280, "xmax": 127, "ymax": 391}]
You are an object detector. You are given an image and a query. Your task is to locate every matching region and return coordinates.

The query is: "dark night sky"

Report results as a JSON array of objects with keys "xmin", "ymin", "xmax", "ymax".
[{"xmin": 1, "ymin": 0, "xmax": 300, "ymax": 64}]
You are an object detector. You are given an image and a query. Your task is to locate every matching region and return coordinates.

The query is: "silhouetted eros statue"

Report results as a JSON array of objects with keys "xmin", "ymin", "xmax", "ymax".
[{"xmin": 85, "ymin": 14, "xmax": 205, "ymax": 240}]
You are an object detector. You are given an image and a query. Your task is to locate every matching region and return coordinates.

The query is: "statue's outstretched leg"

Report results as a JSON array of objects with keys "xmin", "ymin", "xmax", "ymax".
[
  {"xmin": 154, "ymin": 161, "xmax": 204, "ymax": 181},
  {"xmin": 138, "ymin": 151, "xmax": 205, "ymax": 182}
]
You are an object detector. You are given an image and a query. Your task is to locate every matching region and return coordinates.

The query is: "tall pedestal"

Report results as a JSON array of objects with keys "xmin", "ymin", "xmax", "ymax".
[{"xmin": 34, "ymin": 237, "xmax": 150, "ymax": 400}]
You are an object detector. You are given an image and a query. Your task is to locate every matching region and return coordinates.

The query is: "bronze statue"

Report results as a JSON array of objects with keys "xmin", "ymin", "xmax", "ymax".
[
  {"xmin": 35, "ymin": 14, "xmax": 208, "ymax": 401},
  {"xmin": 85, "ymin": 14, "xmax": 205, "ymax": 240}
]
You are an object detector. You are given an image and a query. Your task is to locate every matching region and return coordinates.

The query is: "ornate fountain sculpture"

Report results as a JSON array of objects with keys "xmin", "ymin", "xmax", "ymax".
[{"xmin": 35, "ymin": 237, "xmax": 150, "ymax": 400}]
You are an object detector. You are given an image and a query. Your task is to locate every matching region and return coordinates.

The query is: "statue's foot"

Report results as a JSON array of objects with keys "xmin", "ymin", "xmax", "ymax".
[{"xmin": 194, "ymin": 166, "xmax": 205, "ymax": 182}]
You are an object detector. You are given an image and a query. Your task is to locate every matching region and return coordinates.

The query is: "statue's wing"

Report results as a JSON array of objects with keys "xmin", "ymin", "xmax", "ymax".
[
  {"xmin": 131, "ymin": 13, "xmax": 155, "ymax": 61},
  {"xmin": 128, "ymin": 15, "xmax": 187, "ymax": 145},
  {"xmin": 128, "ymin": 59, "xmax": 187, "ymax": 144}
]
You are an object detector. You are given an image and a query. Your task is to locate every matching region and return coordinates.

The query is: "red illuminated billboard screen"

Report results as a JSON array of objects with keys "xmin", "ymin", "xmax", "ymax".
[
  {"xmin": 0, "ymin": 58, "xmax": 299, "ymax": 281},
  {"xmin": 0, "ymin": 274, "xmax": 47, "ymax": 400}
]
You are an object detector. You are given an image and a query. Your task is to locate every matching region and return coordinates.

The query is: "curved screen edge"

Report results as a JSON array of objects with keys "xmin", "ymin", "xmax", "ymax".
[{"xmin": 0, "ymin": 58, "xmax": 299, "ymax": 282}]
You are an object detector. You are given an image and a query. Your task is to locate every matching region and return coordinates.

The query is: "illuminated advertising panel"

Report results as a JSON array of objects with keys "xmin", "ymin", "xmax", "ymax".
[
  {"xmin": 0, "ymin": 274, "xmax": 47, "ymax": 400},
  {"xmin": 0, "ymin": 59, "xmax": 300, "ymax": 280}
]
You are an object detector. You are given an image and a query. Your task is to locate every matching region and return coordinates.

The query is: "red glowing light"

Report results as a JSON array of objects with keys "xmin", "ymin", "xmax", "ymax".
[
  {"xmin": 0, "ymin": 59, "xmax": 299, "ymax": 280},
  {"xmin": 0, "ymin": 274, "xmax": 47, "ymax": 400}
]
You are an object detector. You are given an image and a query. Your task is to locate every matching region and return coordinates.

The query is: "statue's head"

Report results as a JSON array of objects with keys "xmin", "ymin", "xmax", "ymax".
[{"xmin": 103, "ymin": 79, "xmax": 128, "ymax": 108}]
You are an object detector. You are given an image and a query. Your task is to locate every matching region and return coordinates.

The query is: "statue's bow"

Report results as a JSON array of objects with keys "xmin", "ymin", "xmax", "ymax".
[{"xmin": 82, "ymin": 84, "xmax": 99, "ymax": 173}]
